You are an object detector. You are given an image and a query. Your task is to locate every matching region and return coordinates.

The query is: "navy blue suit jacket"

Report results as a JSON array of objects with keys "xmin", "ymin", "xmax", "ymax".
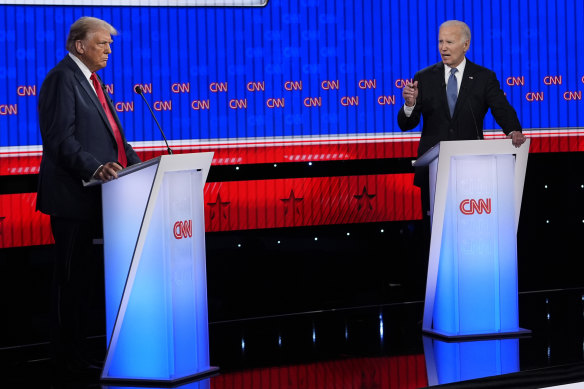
[
  {"xmin": 397, "ymin": 60, "xmax": 521, "ymax": 186},
  {"xmin": 37, "ymin": 55, "xmax": 141, "ymax": 219}
]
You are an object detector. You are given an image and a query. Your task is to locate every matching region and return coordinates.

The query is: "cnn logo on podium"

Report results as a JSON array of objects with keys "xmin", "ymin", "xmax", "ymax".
[
  {"xmin": 173, "ymin": 220, "xmax": 192, "ymax": 239},
  {"xmin": 459, "ymin": 199, "xmax": 492, "ymax": 215}
]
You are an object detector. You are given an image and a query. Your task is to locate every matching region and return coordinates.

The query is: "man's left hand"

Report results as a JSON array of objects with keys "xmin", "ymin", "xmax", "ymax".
[
  {"xmin": 507, "ymin": 131, "xmax": 527, "ymax": 148},
  {"xmin": 95, "ymin": 161, "xmax": 123, "ymax": 182}
]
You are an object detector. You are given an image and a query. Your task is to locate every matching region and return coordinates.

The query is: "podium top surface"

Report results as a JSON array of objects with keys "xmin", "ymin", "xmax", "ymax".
[
  {"xmin": 83, "ymin": 157, "xmax": 160, "ymax": 187},
  {"xmin": 84, "ymin": 152, "xmax": 214, "ymax": 187},
  {"xmin": 413, "ymin": 139, "xmax": 530, "ymax": 167},
  {"xmin": 118, "ymin": 157, "xmax": 161, "ymax": 179}
]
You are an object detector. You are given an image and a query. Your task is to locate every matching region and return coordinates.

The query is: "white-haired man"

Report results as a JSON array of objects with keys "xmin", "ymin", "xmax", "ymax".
[{"xmin": 398, "ymin": 19, "xmax": 526, "ymax": 201}]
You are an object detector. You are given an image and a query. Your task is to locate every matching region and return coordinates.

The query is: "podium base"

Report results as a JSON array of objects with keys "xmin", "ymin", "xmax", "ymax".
[
  {"xmin": 422, "ymin": 328, "xmax": 532, "ymax": 341},
  {"xmin": 101, "ymin": 366, "xmax": 220, "ymax": 387}
]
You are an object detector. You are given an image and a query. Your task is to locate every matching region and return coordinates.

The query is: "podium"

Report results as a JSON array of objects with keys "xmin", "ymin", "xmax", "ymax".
[
  {"xmin": 98, "ymin": 152, "xmax": 217, "ymax": 384},
  {"xmin": 414, "ymin": 139, "xmax": 531, "ymax": 339}
]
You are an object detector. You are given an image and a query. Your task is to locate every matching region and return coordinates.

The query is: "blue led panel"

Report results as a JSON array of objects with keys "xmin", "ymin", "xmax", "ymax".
[{"xmin": 1, "ymin": 0, "xmax": 583, "ymax": 150}]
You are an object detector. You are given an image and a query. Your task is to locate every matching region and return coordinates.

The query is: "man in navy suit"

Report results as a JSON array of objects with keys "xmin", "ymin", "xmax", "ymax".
[
  {"xmin": 397, "ymin": 20, "xmax": 527, "ymax": 295},
  {"xmin": 398, "ymin": 20, "xmax": 527, "ymax": 189},
  {"xmin": 37, "ymin": 16, "xmax": 140, "ymax": 374}
]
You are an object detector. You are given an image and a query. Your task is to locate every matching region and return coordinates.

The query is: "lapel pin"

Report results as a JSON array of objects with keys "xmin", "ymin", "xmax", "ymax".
[{"xmin": 469, "ymin": 76, "xmax": 474, "ymax": 79}]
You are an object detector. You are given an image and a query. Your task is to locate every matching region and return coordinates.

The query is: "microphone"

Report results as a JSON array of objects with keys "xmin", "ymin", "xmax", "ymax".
[
  {"xmin": 459, "ymin": 85, "xmax": 482, "ymax": 140},
  {"xmin": 466, "ymin": 99, "xmax": 482, "ymax": 140},
  {"xmin": 134, "ymin": 85, "xmax": 173, "ymax": 155}
]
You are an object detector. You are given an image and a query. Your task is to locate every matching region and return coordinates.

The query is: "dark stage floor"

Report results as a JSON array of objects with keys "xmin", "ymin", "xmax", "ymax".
[{"xmin": 4, "ymin": 288, "xmax": 584, "ymax": 389}]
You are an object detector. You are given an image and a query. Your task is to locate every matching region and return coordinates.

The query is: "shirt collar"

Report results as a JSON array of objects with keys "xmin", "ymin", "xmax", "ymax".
[
  {"xmin": 68, "ymin": 52, "xmax": 93, "ymax": 82},
  {"xmin": 445, "ymin": 57, "xmax": 467, "ymax": 77}
]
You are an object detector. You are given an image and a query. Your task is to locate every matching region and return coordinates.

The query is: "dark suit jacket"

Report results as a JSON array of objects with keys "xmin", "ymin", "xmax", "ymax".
[
  {"xmin": 37, "ymin": 55, "xmax": 141, "ymax": 220},
  {"xmin": 397, "ymin": 59, "xmax": 521, "ymax": 186}
]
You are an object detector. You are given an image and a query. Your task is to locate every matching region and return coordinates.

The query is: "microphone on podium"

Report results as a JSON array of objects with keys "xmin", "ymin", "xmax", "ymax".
[
  {"xmin": 466, "ymin": 98, "xmax": 482, "ymax": 140},
  {"xmin": 460, "ymin": 85, "xmax": 482, "ymax": 140},
  {"xmin": 134, "ymin": 85, "xmax": 173, "ymax": 155}
]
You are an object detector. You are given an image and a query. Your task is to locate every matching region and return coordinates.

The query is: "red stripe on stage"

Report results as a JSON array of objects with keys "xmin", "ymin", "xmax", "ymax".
[
  {"xmin": 0, "ymin": 173, "xmax": 421, "ymax": 248},
  {"xmin": 1, "ymin": 133, "xmax": 583, "ymax": 176},
  {"xmin": 210, "ymin": 354, "xmax": 428, "ymax": 389},
  {"xmin": 0, "ymin": 193, "xmax": 53, "ymax": 248},
  {"xmin": 204, "ymin": 174, "xmax": 421, "ymax": 232},
  {"xmin": 1, "ymin": 132, "xmax": 580, "ymax": 248}
]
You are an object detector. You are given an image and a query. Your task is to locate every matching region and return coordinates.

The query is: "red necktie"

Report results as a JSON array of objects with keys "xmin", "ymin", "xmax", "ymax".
[{"xmin": 90, "ymin": 73, "xmax": 127, "ymax": 168}]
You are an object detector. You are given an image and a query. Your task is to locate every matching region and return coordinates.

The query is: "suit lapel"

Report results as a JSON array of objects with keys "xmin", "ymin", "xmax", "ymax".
[
  {"xmin": 452, "ymin": 60, "xmax": 476, "ymax": 121},
  {"xmin": 66, "ymin": 56, "xmax": 116, "ymax": 139},
  {"xmin": 433, "ymin": 62, "xmax": 452, "ymax": 119},
  {"xmin": 89, "ymin": 73, "xmax": 119, "ymax": 139}
]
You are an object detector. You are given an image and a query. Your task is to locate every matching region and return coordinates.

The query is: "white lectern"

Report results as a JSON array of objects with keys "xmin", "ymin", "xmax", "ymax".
[
  {"xmin": 415, "ymin": 139, "xmax": 530, "ymax": 339},
  {"xmin": 98, "ymin": 152, "xmax": 217, "ymax": 384}
]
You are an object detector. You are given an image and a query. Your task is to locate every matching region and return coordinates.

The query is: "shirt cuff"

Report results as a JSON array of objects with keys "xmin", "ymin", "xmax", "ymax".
[
  {"xmin": 403, "ymin": 104, "xmax": 415, "ymax": 117},
  {"xmin": 92, "ymin": 165, "xmax": 103, "ymax": 179}
]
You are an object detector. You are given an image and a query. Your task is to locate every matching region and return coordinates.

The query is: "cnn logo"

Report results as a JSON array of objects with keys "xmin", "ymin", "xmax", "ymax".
[
  {"xmin": 173, "ymin": 220, "xmax": 192, "ymax": 239},
  {"xmin": 459, "ymin": 199, "xmax": 492, "ymax": 215}
]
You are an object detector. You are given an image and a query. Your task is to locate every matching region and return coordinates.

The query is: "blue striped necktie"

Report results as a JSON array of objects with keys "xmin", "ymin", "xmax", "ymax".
[{"xmin": 447, "ymin": 68, "xmax": 458, "ymax": 117}]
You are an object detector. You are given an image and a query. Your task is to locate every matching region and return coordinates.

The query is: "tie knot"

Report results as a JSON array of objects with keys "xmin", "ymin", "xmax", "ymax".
[
  {"xmin": 450, "ymin": 68, "xmax": 458, "ymax": 75},
  {"xmin": 90, "ymin": 73, "xmax": 100, "ymax": 90}
]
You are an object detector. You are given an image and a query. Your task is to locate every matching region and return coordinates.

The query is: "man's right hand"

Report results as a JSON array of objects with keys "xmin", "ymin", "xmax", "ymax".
[
  {"xmin": 403, "ymin": 81, "xmax": 419, "ymax": 107},
  {"xmin": 95, "ymin": 161, "xmax": 123, "ymax": 182}
]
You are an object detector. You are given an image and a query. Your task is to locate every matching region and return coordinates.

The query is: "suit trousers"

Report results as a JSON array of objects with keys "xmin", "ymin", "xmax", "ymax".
[{"xmin": 50, "ymin": 215, "xmax": 103, "ymax": 365}]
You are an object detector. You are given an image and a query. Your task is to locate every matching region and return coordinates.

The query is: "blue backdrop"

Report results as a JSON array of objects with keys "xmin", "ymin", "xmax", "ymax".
[{"xmin": 1, "ymin": 0, "xmax": 583, "ymax": 148}]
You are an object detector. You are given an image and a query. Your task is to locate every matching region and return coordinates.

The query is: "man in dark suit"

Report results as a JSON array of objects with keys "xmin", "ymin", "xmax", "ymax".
[
  {"xmin": 37, "ymin": 16, "xmax": 141, "ymax": 374},
  {"xmin": 398, "ymin": 20, "xmax": 526, "ymax": 190},
  {"xmin": 397, "ymin": 20, "xmax": 527, "ymax": 296}
]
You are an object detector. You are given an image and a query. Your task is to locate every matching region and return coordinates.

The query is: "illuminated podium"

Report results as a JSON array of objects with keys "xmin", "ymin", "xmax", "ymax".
[
  {"xmin": 98, "ymin": 152, "xmax": 217, "ymax": 384},
  {"xmin": 415, "ymin": 139, "xmax": 531, "ymax": 339}
]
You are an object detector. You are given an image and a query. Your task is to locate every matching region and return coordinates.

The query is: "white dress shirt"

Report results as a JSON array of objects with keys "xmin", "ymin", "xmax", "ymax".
[
  {"xmin": 68, "ymin": 52, "xmax": 98, "ymax": 95},
  {"xmin": 403, "ymin": 57, "xmax": 467, "ymax": 117}
]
